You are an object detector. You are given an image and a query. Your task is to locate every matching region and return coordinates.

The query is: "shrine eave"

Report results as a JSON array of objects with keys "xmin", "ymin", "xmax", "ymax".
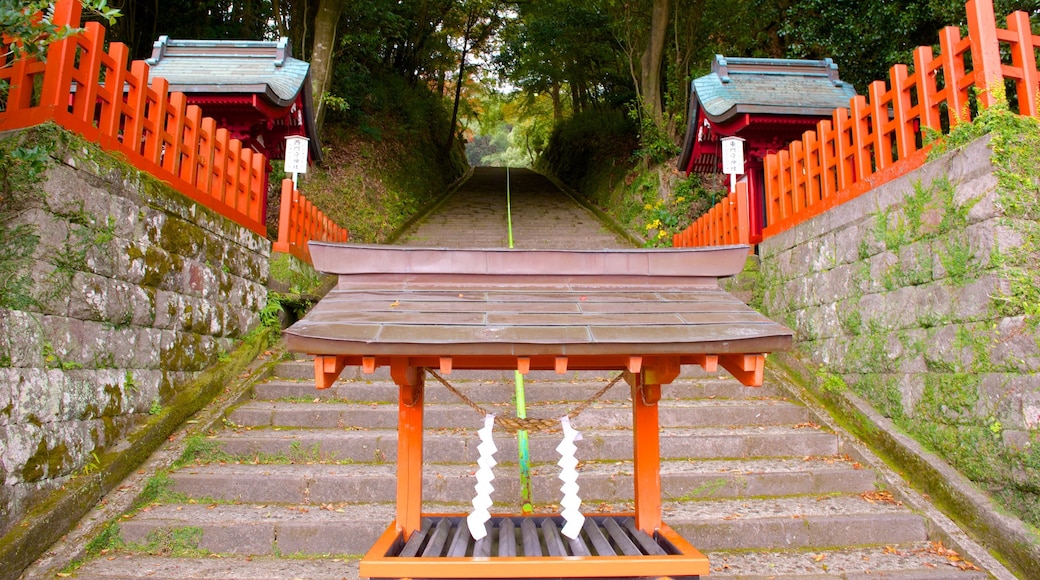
[{"xmin": 284, "ymin": 244, "xmax": 793, "ymax": 365}]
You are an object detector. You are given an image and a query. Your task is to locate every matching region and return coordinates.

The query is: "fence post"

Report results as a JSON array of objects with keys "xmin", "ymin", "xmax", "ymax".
[
  {"xmin": 966, "ymin": 0, "xmax": 1004, "ymax": 108},
  {"xmin": 736, "ymin": 182, "xmax": 750, "ymax": 248},
  {"xmin": 1007, "ymin": 11, "xmax": 1039, "ymax": 118},
  {"xmin": 273, "ymin": 178, "xmax": 294, "ymax": 254}
]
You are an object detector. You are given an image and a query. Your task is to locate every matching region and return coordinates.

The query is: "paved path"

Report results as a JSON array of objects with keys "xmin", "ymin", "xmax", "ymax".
[{"xmin": 398, "ymin": 167, "xmax": 631, "ymax": 249}]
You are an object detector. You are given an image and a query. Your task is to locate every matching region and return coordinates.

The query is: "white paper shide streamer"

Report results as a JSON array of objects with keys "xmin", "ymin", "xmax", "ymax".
[
  {"xmin": 556, "ymin": 416, "xmax": 585, "ymax": 539},
  {"xmin": 467, "ymin": 414, "xmax": 497, "ymax": 540}
]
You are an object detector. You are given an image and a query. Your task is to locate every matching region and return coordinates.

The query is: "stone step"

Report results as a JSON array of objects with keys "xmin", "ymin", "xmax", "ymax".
[
  {"xmin": 255, "ymin": 376, "xmax": 787, "ymax": 403},
  {"xmin": 227, "ymin": 399, "xmax": 810, "ymax": 430},
  {"xmin": 114, "ymin": 496, "xmax": 930, "ymax": 557},
  {"xmin": 63, "ymin": 547, "xmax": 992, "ymax": 580},
  {"xmin": 704, "ymin": 544, "xmax": 991, "ymax": 578},
  {"xmin": 61, "ymin": 556, "xmax": 360, "ymax": 580},
  {"xmin": 211, "ymin": 425, "xmax": 839, "ymax": 463},
  {"xmin": 167, "ymin": 458, "xmax": 877, "ymax": 504}
]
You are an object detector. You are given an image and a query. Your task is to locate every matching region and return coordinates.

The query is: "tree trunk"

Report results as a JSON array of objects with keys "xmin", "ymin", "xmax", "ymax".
[
  {"xmin": 310, "ymin": 0, "xmax": 344, "ymax": 133},
  {"xmin": 551, "ymin": 81, "xmax": 562, "ymax": 121},
  {"xmin": 639, "ymin": 0, "xmax": 669, "ymax": 124},
  {"xmin": 447, "ymin": 29, "xmax": 472, "ymax": 151}
]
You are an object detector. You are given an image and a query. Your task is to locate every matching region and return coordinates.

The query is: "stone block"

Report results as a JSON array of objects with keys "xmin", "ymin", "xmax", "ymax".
[
  {"xmin": 108, "ymin": 194, "xmax": 143, "ymax": 240},
  {"xmin": 0, "ymin": 420, "xmax": 44, "ymax": 483},
  {"xmin": 831, "ymin": 223, "xmax": 863, "ymax": 266},
  {"xmin": 809, "ymin": 233, "xmax": 837, "ymax": 273},
  {"xmin": 945, "ymin": 135, "xmax": 996, "ymax": 186},
  {"xmin": 951, "ymin": 276, "xmax": 999, "ymax": 322},
  {"xmin": 130, "ymin": 327, "xmax": 164, "ymax": 370},
  {"xmin": 923, "ymin": 324, "xmax": 975, "ymax": 372},
  {"xmin": 857, "ymin": 292, "xmax": 887, "ymax": 327},
  {"xmin": 0, "ymin": 310, "xmax": 45, "ymax": 368},
  {"xmin": 990, "ymin": 317, "xmax": 1040, "ymax": 373},
  {"xmin": 867, "ymin": 252, "xmax": 898, "ymax": 294},
  {"xmin": 961, "ymin": 174, "xmax": 1001, "ymax": 223},
  {"xmin": 897, "ymin": 373, "xmax": 925, "ymax": 411},
  {"xmin": 993, "ymin": 220, "xmax": 1026, "ymax": 255}
]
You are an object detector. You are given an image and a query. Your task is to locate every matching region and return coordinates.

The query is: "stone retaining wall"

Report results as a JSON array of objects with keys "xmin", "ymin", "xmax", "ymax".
[
  {"xmin": 759, "ymin": 133, "xmax": 1040, "ymax": 523},
  {"xmin": 0, "ymin": 127, "xmax": 269, "ymax": 536}
]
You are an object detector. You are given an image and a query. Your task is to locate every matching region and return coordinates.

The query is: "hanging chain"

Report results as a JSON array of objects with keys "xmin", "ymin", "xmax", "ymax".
[{"xmin": 424, "ymin": 369, "xmax": 624, "ymax": 433}]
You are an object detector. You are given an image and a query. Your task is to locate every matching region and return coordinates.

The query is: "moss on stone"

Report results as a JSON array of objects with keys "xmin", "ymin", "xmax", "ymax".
[{"xmin": 0, "ymin": 328, "xmax": 274, "ymax": 578}]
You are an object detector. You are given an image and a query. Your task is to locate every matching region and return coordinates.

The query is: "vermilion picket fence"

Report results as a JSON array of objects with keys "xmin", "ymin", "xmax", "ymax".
[
  {"xmin": 672, "ymin": 182, "xmax": 750, "ymax": 249},
  {"xmin": 0, "ymin": 0, "xmax": 267, "ymax": 235},
  {"xmin": 273, "ymin": 179, "xmax": 349, "ymax": 264},
  {"xmin": 675, "ymin": 0, "xmax": 1039, "ymax": 248}
]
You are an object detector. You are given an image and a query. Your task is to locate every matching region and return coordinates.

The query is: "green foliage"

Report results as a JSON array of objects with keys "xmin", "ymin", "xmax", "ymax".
[
  {"xmin": 127, "ymin": 526, "xmax": 207, "ymax": 557},
  {"xmin": 269, "ymin": 253, "xmax": 324, "ymax": 295},
  {"xmin": 306, "ymin": 70, "xmax": 467, "ymax": 244},
  {"xmin": 174, "ymin": 434, "xmax": 234, "ymax": 468},
  {"xmin": 639, "ymin": 174, "xmax": 719, "ymax": 246},
  {"xmin": 538, "ymin": 108, "xmax": 638, "ymax": 194},
  {"xmin": 148, "ymin": 400, "xmax": 162, "ymax": 416},
  {"xmin": 628, "ymin": 100, "xmax": 680, "ymax": 166},
  {"xmin": 84, "ymin": 521, "xmax": 124, "ymax": 556},
  {"xmin": 0, "ymin": 1, "xmax": 119, "ymax": 63}
]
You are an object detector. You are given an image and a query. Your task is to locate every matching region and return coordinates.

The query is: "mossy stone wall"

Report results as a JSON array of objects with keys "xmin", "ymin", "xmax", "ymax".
[
  {"xmin": 758, "ymin": 132, "xmax": 1040, "ymax": 527},
  {"xmin": 0, "ymin": 128, "xmax": 269, "ymax": 536}
]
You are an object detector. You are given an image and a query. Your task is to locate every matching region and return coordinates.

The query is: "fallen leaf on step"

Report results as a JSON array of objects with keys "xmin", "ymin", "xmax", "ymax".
[
  {"xmin": 813, "ymin": 554, "xmax": 826, "ymax": 562},
  {"xmin": 389, "ymin": 300, "xmax": 400, "ymax": 308}
]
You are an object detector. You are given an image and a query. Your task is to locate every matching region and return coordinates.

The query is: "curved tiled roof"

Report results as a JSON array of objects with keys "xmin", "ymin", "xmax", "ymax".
[
  {"xmin": 693, "ymin": 56, "xmax": 857, "ymax": 123},
  {"xmin": 146, "ymin": 37, "xmax": 310, "ymax": 108}
]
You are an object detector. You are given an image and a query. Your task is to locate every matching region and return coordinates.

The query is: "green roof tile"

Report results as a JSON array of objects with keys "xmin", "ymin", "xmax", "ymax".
[{"xmin": 693, "ymin": 56, "xmax": 857, "ymax": 123}]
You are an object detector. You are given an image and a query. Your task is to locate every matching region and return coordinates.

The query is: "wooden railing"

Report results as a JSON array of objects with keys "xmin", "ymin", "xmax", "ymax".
[
  {"xmin": 0, "ymin": 0, "xmax": 267, "ymax": 235},
  {"xmin": 676, "ymin": 0, "xmax": 1039, "ymax": 248},
  {"xmin": 273, "ymin": 178, "xmax": 349, "ymax": 264},
  {"xmin": 672, "ymin": 182, "xmax": 750, "ymax": 249}
]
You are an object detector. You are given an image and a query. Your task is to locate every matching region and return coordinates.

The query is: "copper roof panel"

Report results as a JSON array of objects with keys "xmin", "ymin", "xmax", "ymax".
[{"xmin": 285, "ymin": 245, "xmax": 793, "ymax": 361}]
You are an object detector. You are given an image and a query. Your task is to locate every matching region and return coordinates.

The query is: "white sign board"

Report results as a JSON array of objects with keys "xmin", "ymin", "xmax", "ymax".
[
  {"xmin": 721, "ymin": 136, "xmax": 745, "ymax": 175},
  {"xmin": 284, "ymin": 136, "xmax": 310, "ymax": 174}
]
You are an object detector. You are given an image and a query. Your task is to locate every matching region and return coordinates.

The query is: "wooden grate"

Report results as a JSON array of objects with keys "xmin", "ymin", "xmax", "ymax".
[{"xmin": 393, "ymin": 515, "xmax": 679, "ymax": 560}]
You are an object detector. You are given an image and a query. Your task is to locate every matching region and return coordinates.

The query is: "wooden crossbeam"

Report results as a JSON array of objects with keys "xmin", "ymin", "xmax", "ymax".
[{"xmin": 719, "ymin": 353, "xmax": 765, "ymax": 386}]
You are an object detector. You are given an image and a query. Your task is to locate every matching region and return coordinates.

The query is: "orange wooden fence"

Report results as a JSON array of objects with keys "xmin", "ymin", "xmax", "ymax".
[
  {"xmin": 672, "ymin": 182, "xmax": 750, "ymax": 249},
  {"xmin": 0, "ymin": 0, "xmax": 267, "ymax": 235},
  {"xmin": 273, "ymin": 178, "xmax": 349, "ymax": 264},
  {"xmin": 675, "ymin": 0, "xmax": 1039, "ymax": 248}
]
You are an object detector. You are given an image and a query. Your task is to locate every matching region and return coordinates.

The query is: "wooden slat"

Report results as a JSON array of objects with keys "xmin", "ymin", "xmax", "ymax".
[
  {"xmin": 520, "ymin": 517, "xmax": 542, "ymax": 557},
  {"xmin": 540, "ymin": 518, "xmax": 567, "ymax": 557},
  {"xmin": 420, "ymin": 517, "xmax": 453, "ymax": 558},
  {"xmin": 497, "ymin": 518, "xmax": 516, "ymax": 557},
  {"xmin": 447, "ymin": 519, "xmax": 471, "ymax": 557},
  {"xmin": 397, "ymin": 518, "xmax": 432, "ymax": 557},
  {"xmin": 473, "ymin": 535, "xmax": 491, "ymax": 558},
  {"xmin": 602, "ymin": 517, "xmax": 642, "ymax": 556},
  {"xmin": 583, "ymin": 517, "xmax": 616, "ymax": 557},
  {"xmin": 623, "ymin": 517, "xmax": 667, "ymax": 555},
  {"xmin": 568, "ymin": 533, "xmax": 592, "ymax": 557}
]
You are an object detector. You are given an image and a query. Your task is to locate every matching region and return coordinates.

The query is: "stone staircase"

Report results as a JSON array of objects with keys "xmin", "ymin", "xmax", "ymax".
[{"xmin": 63, "ymin": 357, "xmax": 992, "ymax": 579}]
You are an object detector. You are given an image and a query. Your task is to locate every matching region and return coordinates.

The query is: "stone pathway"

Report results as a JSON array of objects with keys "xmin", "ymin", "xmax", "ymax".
[
  {"xmin": 398, "ymin": 166, "xmax": 630, "ymax": 249},
  {"xmin": 36, "ymin": 168, "xmax": 1008, "ymax": 579}
]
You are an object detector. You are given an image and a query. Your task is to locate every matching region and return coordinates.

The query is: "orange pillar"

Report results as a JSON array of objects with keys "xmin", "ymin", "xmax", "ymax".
[
  {"xmin": 631, "ymin": 374, "xmax": 662, "ymax": 535},
  {"xmin": 393, "ymin": 361, "xmax": 425, "ymax": 539}
]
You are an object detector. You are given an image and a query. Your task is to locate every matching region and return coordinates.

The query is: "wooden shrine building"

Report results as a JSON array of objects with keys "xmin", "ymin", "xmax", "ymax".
[
  {"xmin": 145, "ymin": 36, "xmax": 323, "ymax": 168},
  {"xmin": 677, "ymin": 56, "xmax": 856, "ymax": 243},
  {"xmin": 285, "ymin": 243, "xmax": 793, "ymax": 579}
]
